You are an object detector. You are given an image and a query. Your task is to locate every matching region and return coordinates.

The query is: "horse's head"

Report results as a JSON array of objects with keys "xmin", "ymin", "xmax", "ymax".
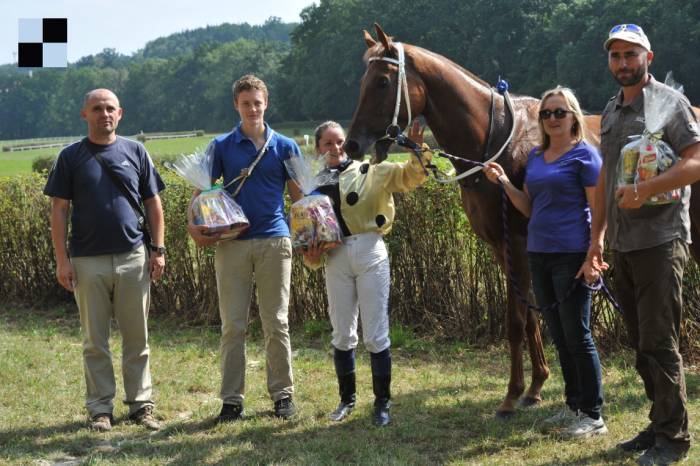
[{"xmin": 345, "ymin": 24, "xmax": 426, "ymax": 162}]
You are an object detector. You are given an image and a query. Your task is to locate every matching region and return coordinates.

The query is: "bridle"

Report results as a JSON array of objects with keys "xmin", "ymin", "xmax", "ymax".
[
  {"xmin": 366, "ymin": 42, "xmax": 517, "ymax": 184},
  {"xmin": 364, "ymin": 42, "xmax": 623, "ymax": 314},
  {"xmin": 367, "ymin": 42, "xmax": 411, "ymax": 141}
]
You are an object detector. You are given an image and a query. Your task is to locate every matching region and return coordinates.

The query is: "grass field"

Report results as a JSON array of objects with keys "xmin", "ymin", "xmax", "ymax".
[
  {"xmin": 1, "ymin": 306, "xmax": 698, "ymax": 465},
  {"xmin": 0, "ymin": 123, "xmax": 442, "ymax": 177},
  {"xmin": 0, "ymin": 136, "xmax": 215, "ymax": 177},
  {"xmin": 0, "ymin": 121, "xmax": 319, "ymax": 178}
]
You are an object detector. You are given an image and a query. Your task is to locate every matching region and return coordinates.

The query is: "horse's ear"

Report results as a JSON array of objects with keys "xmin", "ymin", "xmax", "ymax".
[
  {"xmin": 374, "ymin": 23, "xmax": 392, "ymax": 51},
  {"xmin": 363, "ymin": 29, "xmax": 376, "ymax": 48}
]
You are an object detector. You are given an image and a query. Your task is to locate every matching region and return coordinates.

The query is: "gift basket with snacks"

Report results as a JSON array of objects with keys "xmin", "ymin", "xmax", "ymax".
[
  {"xmin": 284, "ymin": 153, "xmax": 343, "ymax": 251},
  {"xmin": 166, "ymin": 143, "xmax": 249, "ymax": 239},
  {"xmin": 616, "ymin": 74, "xmax": 683, "ymax": 205}
]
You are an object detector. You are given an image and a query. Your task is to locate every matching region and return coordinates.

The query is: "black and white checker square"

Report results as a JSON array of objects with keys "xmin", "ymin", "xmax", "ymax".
[{"xmin": 18, "ymin": 18, "xmax": 68, "ymax": 68}]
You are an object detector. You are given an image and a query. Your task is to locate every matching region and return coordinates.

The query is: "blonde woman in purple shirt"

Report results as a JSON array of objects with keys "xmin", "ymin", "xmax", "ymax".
[{"xmin": 484, "ymin": 87, "xmax": 605, "ymax": 439}]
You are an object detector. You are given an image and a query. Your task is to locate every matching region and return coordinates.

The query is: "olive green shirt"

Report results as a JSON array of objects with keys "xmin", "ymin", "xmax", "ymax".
[{"xmin": 600, "ymin": 75, "xmax": 700, "ymax": 252}]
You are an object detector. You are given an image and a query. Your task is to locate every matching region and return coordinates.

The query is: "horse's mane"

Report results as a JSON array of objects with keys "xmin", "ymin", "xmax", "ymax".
[
  {"xmin": 364, "ymin": 41, "xmax": 540, "ymax": 107},
  {"xmin": 363, "ymin": 42, "xmax": 491, "ymax": 89}
]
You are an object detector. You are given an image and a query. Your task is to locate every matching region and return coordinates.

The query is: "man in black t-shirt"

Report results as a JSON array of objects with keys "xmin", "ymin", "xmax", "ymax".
[{"xmin": 44, "ymin": 89, "xmax": 165, "ymax": 431}]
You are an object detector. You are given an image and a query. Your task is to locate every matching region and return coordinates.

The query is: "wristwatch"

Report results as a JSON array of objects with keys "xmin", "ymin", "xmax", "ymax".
[{"xmin": 149, "ymin": 244, "xmax": 166, "ymax": 254}]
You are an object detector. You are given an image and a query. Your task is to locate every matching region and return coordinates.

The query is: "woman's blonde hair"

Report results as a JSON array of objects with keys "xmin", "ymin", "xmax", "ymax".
[{"xmin": 537, "ymin": 86, "xmax": 588, "ymax": 152}]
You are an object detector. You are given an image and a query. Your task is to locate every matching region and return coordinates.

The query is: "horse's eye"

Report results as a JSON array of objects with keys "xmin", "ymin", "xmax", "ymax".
[{"xmin": 377, "ymin": 76, "xmax": 390, "ymax": 89}]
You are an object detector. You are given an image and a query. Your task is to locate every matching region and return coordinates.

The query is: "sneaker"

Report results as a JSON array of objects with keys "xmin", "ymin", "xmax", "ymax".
[
  {"xmin": 129, "ymin": 405, "xmax": 161, "ymax": 431},
  {"xmin": 90, "ymin": 413, "xmax": 113, "ymax": 432},
  {"xmin": 563, "ymin": 413, "xmax": 607, "ymax": 438},
  {"xmin": 541, "ymin": 406, "xmax": 579, "ymax": 429},
  {"xmin": 273, "ymin": 397, "xmax": 296, "ymax": 419},
  {"xmin": 636, "ymin": 444, "xmax": 689, "ymax": 465},
  {"xmin": 218, "ymin": 403, "xmax": 244, "ymax": 423},
  {"xmin": 618, "ymin": 428, "xmax": 656, "ymax": 452}
]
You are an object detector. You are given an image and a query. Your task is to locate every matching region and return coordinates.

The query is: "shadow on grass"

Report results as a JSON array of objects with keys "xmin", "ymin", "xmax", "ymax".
[
  {"xmin": 135, "ymin": 386, "xmax": 518, "ymax": 465},
  {"xmin": 0, "ymin": 420, "xmax": 113, "ymax": 461},
  {"xmin": 0, "ymin": 377, "xmax": 653, "ymax": 465},
  {"xmin": 3, "ymin": 308, "xmax": 698, "ymax": 464},
  {"xmin": 0, "ymin": 385, "xmax": 514, "ymax": 464}
]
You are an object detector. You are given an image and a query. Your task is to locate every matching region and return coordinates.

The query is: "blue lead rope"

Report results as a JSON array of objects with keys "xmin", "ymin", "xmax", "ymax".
[{"xmin": 499, "ymin": 184, "xmax": 623, "ymax": 315}]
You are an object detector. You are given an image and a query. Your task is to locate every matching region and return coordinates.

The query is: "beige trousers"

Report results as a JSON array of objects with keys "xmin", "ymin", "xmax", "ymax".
[
  {"xmin": 215, "ymin": 236, "xmax": 294, "ymax": 404},
  {"xmin": 72, "ymin": 245, "xmax": 153, "ymax": 417}
]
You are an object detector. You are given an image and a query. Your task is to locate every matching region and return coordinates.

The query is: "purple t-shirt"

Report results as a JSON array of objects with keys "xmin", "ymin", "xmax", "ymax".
[{"xmin": 525, "ymin": 141, "xmax": 602, "ymax": 253}]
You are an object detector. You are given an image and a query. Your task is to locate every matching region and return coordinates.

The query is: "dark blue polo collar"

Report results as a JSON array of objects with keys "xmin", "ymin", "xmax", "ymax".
[{"xmin": 231, "ymin": 122, "xmax": 274, "ymax": 145}]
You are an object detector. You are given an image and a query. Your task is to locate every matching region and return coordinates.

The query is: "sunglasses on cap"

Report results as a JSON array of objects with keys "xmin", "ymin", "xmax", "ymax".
[
  {"xmin": 609, "ymin": 24, "xmax": 643, "ymax": 35},
  {"xmin": 539, "ymin": 108, "xmax": 572, "ymax": 120}
]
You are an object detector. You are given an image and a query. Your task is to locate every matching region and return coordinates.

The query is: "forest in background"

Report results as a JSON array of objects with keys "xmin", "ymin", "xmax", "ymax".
[{"xmin": 1, "ymin": 0, "xmax": 699, "ymax": 139}]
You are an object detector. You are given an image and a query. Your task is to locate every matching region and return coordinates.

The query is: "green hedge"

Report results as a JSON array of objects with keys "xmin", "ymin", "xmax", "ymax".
[{"xmin": 2, "ymin": 173, "xmax": 699, "ymax": 354}]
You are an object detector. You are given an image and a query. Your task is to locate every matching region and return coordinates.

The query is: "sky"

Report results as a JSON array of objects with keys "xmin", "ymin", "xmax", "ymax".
[{"xmin": 0, "ymin": 0, "xmax": 316, "ymax": 65}]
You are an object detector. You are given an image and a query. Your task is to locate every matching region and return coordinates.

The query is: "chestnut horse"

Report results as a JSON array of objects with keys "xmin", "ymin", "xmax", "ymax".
[{"xmin": 345, "ymin": 24, "xmax": 700, "ymax": 418}]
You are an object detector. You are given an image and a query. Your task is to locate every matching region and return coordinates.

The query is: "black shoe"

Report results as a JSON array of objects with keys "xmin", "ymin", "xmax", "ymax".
[
  {"xmin": 618, "ymin": 429, "xmax": 656, "ymax": 452},
  {"xmin": 636, "ymin": 444, "xmax": 689, "ymax": 465},
  {"xmin": 372, "ymin": 398, "xmax": 391, "ymax": 427},
  {"xmin": 218, "ymin": 403, "xmax": 244, "ymax": 423},
  {"xmin": 329, "ymin": 401, "xmax": 355, "ymax": 421},
  {"xmin": 274, "ymin": 397, "xmax": 296, "ymax": 419}
]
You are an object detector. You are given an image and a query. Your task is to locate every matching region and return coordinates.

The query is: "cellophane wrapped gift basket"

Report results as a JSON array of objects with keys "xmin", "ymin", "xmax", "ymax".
[
  {"xmin": 166, "ymin": 143, "xmax": 249, "ymax": 240},
  {"xmin": 284, "ymin": 152, "xmax": 343, "ymax": 251},
  {"xmin": 616, "ymin": 74, "xmax": 684, "ymax": 205}
]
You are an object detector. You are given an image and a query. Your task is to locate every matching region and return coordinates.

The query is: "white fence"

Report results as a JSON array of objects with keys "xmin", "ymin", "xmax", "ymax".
[{"xmin": 2, "ymin": 131, "xmax": 204, "ymax": 152}]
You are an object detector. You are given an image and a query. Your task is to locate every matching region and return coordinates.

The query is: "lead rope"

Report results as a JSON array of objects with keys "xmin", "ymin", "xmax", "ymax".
[
  {"xmin": 497, "ymin": 181, "xmax": 623, "ymax": 314},
  {"xmin": 389, "ymin": 77, "xmax": 517, "ymax": 184},
  {"xmin": 384, "ymin": 62, "xmax": 622, "ymax": 312}
]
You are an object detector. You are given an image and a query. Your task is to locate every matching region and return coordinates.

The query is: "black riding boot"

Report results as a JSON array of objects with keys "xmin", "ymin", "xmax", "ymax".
[
  {"xmin": 330, "ymin": 347, "xmax": 356, "ymax": 421},
  {"xmin": 330, "ymin": 372, "xmax": 356, "ymax": 421},
  {"xmin": 371, "ymin": 348, "xmax": 391, "ymax": 427}
]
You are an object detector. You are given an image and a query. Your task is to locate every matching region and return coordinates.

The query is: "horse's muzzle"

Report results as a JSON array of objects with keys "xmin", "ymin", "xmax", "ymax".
[{"xmin": 343, "ymin": 139, "xmax": 364, "ymax": 160}]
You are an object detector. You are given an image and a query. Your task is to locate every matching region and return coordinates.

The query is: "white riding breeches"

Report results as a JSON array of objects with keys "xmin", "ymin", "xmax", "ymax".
[{"xmin": 324, "ymin": 232, "xmax": 391, "ymax": 353}]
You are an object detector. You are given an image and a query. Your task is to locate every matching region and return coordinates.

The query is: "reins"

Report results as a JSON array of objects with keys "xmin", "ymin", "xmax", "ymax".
[
  {"xmin": 368, "ymin": 42, "xmax": 517, "ymax": 183},
  {"xmin": 496, "ymin": 182, "xmax": 623, "ymax": 314},
  {"xmin": 371, "ymin": 44, "xmax": 622, "ymax": 315},
  {"xmin": 396, "ymin": 132, "xmax": 624, "ymax": 315}
]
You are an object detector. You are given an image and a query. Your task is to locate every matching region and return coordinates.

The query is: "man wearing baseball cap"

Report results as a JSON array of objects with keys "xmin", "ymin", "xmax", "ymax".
[{"xmin": 582, "ymin": 24, "xmax": 700, "ymax": 465}]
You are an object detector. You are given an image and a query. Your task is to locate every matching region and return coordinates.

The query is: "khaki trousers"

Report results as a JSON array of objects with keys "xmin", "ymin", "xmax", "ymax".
[
  {"xmin": 215, "ymin": 237, "xmax": 294, "ymax": 404},
  {"xmin": 72, "ymin": 245, "xmax": 153, "ymax": 417},
  {"xmin": 614, "ymin": 239, "xmax": 690, "ymax": 445}
]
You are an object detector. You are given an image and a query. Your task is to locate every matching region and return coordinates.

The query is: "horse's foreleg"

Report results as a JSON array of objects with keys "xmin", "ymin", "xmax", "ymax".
[
  {"xmin": 492, "ymin": 243, "xmax": 526, "ymax": 418},
  {"xmin": 497, "ymin": 284, "xmax": 527, "ymax": 418},
  {"xmin": 510, "ymin": 237, "xmax": 549, "ymax": 408},
  {"xmin": 495, "ymin": 233, "xmax": 550, "ymax": 415},
  {"xmin": 520, "ymin": 307, "xmax": 549, "ymax": 407}
]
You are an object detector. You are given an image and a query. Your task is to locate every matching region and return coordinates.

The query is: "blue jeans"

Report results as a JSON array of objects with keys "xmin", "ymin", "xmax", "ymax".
[{"xmin": 528, "ymin": 252, "xmax": 603, "ymax": 418}]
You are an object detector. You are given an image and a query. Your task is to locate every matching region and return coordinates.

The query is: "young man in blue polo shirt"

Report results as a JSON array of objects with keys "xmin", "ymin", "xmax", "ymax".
[
  {"xmin": 188, "ymin": 75, "xmax": 302, "ymax": 421},
  {"xmin": 44, "ymin": 89, "xmax": 166, "ymax": 431}
]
